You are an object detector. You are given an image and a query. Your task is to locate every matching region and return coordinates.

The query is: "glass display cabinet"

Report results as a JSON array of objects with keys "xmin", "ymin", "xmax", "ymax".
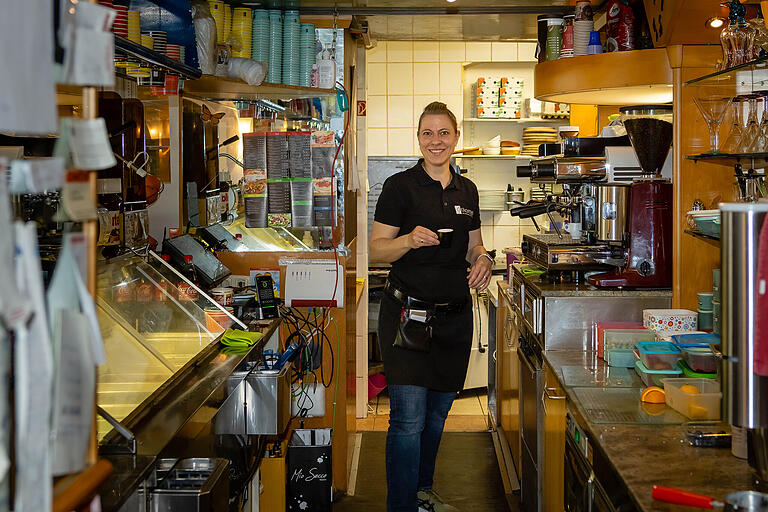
[{"xmin": 96, "ymin": 253, "xmax": 245, "ymax": 441}]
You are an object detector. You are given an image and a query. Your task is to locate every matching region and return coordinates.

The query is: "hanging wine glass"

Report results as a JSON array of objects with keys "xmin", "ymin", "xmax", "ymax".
[
  {"xmin": 693, "ymin": 85, "xmax": 734, "ymax": 154},
  {"xmin": 724, "ymin": 96, "xmax": 745, "ymax": 152},
  {"xmin": 740, "ymin": 94, "xmax": 762, "ymax": 153},
  {"xmin": 720, "ymin": 17, "xmax": 738, "ymax": 69}
]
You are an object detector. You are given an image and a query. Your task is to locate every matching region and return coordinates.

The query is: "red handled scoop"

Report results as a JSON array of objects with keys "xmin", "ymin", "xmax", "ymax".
[{"xmin": 652, "ymin": 486, "xmax": 725, "ymax": 509}]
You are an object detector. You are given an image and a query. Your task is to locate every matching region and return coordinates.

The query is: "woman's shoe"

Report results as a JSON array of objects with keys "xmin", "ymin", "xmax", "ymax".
[{"xmin": 417, "ymin": 489, "xmax": 459, "ymax": 512}]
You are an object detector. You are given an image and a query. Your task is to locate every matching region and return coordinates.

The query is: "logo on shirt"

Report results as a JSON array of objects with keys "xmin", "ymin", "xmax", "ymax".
[{"xmin": 455, "ymin": 205, "xmax": 473, "ymax": 217}]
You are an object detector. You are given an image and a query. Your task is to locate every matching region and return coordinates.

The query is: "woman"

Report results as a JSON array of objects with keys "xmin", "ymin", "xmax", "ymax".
[{"xmin": 370, "ymin": 102, "xmax": 494, "ymax": 512}]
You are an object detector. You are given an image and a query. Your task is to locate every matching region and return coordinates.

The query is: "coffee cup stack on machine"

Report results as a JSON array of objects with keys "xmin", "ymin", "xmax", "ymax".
[{"xmin": 511, "ymin": 105, "xmax": 674, "ymax": 287}]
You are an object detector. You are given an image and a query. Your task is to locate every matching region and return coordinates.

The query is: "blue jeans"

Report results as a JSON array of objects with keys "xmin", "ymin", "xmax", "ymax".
[{"xmin": 386, "ymin": 384, "xmax": 457, "ymax": 512}]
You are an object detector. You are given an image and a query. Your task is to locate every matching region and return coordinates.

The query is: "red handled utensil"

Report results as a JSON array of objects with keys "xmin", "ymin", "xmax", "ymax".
[{"xmin": 652, "ymin": 486, "xmax": 725, "ymax": 509}]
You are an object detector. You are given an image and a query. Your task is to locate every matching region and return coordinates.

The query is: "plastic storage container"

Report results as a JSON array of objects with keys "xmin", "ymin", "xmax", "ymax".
[
  {"xmin": 681, "ymin": 346, "xmax": 718, "ymax": 373},
  {"xmin": 661, "ymin": 378, "xmax": 722, "ymax": 420},
  {"xmin": 606, "ymin": 348, "xmax": 637, "ymax": 368},
  {"xmin": 671, "ymin": 332, "xmax": 719, "ymax": 348},
  {"xmin": 679, "ymin": 360, "xmax": 718, "ymax": 379},
  {"xmin": 643, "ymin": 309, "xmax": 698, "ymax": 332},
  {"xmin": 688, "ymin": 209, "xmax": 721, "ymax": 237},
  {"xmin": 635, "ymin": 342, "xmax": 682, "ymax": 370},
  {"xmin": 635, "ymin": 360, "xmax": 682, "ymax": 387}
]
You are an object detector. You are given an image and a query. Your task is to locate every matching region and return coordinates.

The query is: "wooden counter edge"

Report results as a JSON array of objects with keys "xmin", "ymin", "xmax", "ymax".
[{"xmin": 53, "ymin": 459, "xmax": 113, "ymax": 512}]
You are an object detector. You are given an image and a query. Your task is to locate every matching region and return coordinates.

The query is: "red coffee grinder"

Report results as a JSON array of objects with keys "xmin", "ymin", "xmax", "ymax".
[{"xmin": 588, "ymin": 105, "xmax": 674, "ymax": 288}]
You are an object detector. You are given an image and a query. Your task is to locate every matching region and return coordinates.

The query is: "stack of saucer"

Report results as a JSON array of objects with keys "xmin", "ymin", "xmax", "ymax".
[
  {"xmin": 267, "ymin": 10, "xmax": 283, "ymax": 83},
  {"xmin": 251, "ymin": 9, "xmax": 270, "ymax": 63},
  {"xmin": 521, "ymin": 127, "xmax": 558, "ymax": 156},
  {"xmin": 166, "ymin": 44, "xmax": 181, "ymax": 61},
  {"xmin": 299, "ymin": 23, "xmax": 315, "ymax": 86},
  {"xmin": 282, "ymin": 11, "xmax": 301, "ymax": 85},
  {"xmin": 574, "ymin": 20, "xmax": 593, "ymax": 56},
  {"xmin": 110, "ymin": 4, "xmax": 128, "ymax": 37},
  {"xmin": 140, "ymin": 34, "xmax": 154, "ymax": 50},
  {"xmin": 231, "ymin": 7, "xmax": 252, "ymax": 58},
  {"xmin": 146, "ymin": 30, "xmax": 167, "ymax": 54}
]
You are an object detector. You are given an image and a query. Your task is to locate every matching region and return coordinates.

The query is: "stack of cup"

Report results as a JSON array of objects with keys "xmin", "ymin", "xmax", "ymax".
[
  {"xmin": 231, "ymin": 7, "xmax": 253, "ymax": 58},
  {"xmin": 267, "ymin": 10, "xmax": 283, "ymax": 83},
  {"xmin": 126, "ymin": 10, "xmax": 141, "ymax": 44},
  {"xmin": 299, "ymin": 23, "xmax": 316, "ymax": 86},
  {"xmin": 499, "ymin": 77, "xmax": 524, "ymax": 119},
  {"xmin": 111, "ymin": 4, "xmax": 128, "ymax": 37},
  {"xmin": 209, "ymin": 1, "xmax": 226, "ymax": 44},
  {"xmin": 178, "ymin": 46, "xmax": 186, "ymax": 64},
  {"xmin": 282, "ymin": 11, "xmax": 301, "ymax": 85},
  {"xmin": 573, "ymin": 19, "xmax": 593, "ymax": 56},
  {"xmin": 251, "ymin": 9, "xmax": 270, "ymax": 63},
  {"xmin": 146, "ymin": 30, "xmax": 167, "ymax": 54},
  {"xmin": 587, "ymin": 31, "xmax": 603, "ymax": 55}
]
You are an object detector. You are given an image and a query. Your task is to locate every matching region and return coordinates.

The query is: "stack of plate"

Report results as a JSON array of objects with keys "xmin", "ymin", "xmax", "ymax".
[
  {"xmin": 251, "ymin": 9, "xmax": 270, "ymax": 63},
  {"xmin": 166, "ymin": 44, "xmax": 181, "ymax": 61},
  {"xmin": 140, "ymin": 34, "xmax": 154, "ymax": 50},
  {"xmin": 267, "ymin": 10, "xmax": 282, "ymax": 83},
  {"xmin": 209, "ymin": 1, "xmax": 226, "ymax": 44},
  {"xmin": 231, "ymin": 7, "xmax": 252, "ymax": 58},
  {"xmin": 521, "ymin": 127, "xmax": 558, "ymax": 156},
  {"xmin": 478, "ymin": 190, "xmax": 507, "ymax": 210},
  {"xmin": 110, "ymin": 4, "xmax": 127, "ymax": 37},
  {"xmin": 146, "ymin": 30, "xmax": 167, "ymax": 54},
  {"xmin": 126, "ymin": 10, "xmax": 141, "ymax": 44},
  {"xmin": 574, "ymin": 20, "xmax": 593, "ymax": 56},
  {"xmin": 299, "ymin": 23, "xmax": 315, "ymax": 86},
  {"xmin": 282, "ymin": 11, "xmax": 301, "ymax": 86}
]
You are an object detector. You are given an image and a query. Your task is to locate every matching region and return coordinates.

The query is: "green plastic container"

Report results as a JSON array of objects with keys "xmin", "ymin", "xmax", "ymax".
[{"xmin": 679, "ymin": 360, "xmax": 718, "ymax": 379}]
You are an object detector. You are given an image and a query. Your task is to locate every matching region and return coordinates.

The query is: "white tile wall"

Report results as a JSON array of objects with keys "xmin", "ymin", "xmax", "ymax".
[
  {"xmin": 491, "ymin": 42, "xmax": 518, "ymax": 61},
  {"xmin": 439, "ymin": 62, "xmax": 464, "ymax": 95},
  {"xmin": 367, "ymin": 41, "xmax": 387, "ymax": 63},
  {"xmin": 414, "ymin": 62, "xmax": 440, "ymax": 95},
  {"xmin": 367, "ymin": 63, "xmax": 387, "ymax": 95},
  {"xmin": 439, "ymin": 41, "xmax": 466, "ymax": 62},
  {"xmin": 518, "ymin": 42, "xmax": 538, "ymax": 62},
  {"xmin": 368, "ymin": 128, "xmax": 388, "ymax": 156},
  {"xmin": 388, "ymin": 96, "xmax": 414, "ymax": 128},
  {"xmin": 466, "ymin": 42, "xmax": 492, "ymax": 62},
  {"xmin": 367, "ymin": 95, "xmax": 387, "ymax": 128},
  {"xmin": 387, "ymin": 41, "xmax": 413, "ymax": 62},
  {"xmin": 388, "ymin": 128, "xmax": 414, "ymax": 155},
  {"xmin": 413, "ymin": 41, "xmax": 439, "ymax": 62},
  {"xmin": 413, "ymin": 95, "xmax": 434, "ymax": 126},
  {"xmin": 387, "ymin": 63, "xmax": 414, "ymax": 95}
]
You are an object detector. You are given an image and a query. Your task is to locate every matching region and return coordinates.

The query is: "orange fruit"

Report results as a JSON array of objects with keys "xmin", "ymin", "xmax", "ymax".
[
  {"xmin": 641, "ymin": 386, "xmax": 666, "ymax": 404},
  {"xmin": 680, "ymin": 384, "xmax": 700, "ymax": 394}
]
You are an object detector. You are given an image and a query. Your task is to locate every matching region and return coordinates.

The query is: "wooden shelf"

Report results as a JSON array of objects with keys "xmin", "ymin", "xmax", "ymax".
[
  {"xmin": 463, "ymin": 117, "xmax": 563, "ymax": 123},
  {"xmin": 454, "ymin": 154, "xmax": 532, "ymax": 159},
  {"xmin": 533, "ymin": 49, "xmax": 673, "ymax": 105},
  {"xmin": 53, "ymin": 460, "xmax": 113, "ymax": 512},
  {"xmin": 687, "ymin": 152, "xmax": 768, "ymax": 167},
  {"xmin": 183, "ymin": 75, "xmax": 337, "ymax": 101},
  {"xmin": 684, "ymin": 229, "xmax": 720, "ymax": 244}
]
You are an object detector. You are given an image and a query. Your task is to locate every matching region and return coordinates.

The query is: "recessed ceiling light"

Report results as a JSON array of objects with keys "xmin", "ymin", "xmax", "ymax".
[
  {"xmin": 446, "ymin": 0, "xmax": 457, "ymax": 3},
  {"xmin": 706, "ymin": 17, "xmax": 725, "ymax": 29}
]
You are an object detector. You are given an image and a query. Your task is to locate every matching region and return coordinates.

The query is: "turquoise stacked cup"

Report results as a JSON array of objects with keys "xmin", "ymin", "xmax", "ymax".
[
  {"xmin": 282, "ymin": 10, "xmax": 301, "ymax": 86},
  {"xmin": 299, "ymin": 23, "xmax": 315, "ymax": 86},
  {"xmin": 251, "ymin": 9, "xmax": 270, "ymax": 63},
  {"xmin": 267, "ymin": 10, "xmax": 283, "ymax": 83}
]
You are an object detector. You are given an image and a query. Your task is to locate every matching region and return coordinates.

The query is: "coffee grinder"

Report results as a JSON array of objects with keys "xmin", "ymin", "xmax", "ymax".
[{"xmin": 588, "ymin": 105, "xmax": 674, "ymax": 288}]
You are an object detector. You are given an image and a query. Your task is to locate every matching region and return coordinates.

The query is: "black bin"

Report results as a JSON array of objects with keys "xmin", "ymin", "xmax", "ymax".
[{"xmin": 286, "ymin": 428, "xmax": 332, "ymax": 511}]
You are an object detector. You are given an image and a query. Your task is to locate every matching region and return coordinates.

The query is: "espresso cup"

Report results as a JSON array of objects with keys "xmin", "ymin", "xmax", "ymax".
[{"xmin": 437, "ymin": 228, "xmax": 454, "ymax": 248}]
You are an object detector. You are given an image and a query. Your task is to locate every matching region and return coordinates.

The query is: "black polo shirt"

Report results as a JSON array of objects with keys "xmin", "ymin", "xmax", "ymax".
[{"xmin": 374, "ymin": 160, "xmax": 481, "ymax": 303}]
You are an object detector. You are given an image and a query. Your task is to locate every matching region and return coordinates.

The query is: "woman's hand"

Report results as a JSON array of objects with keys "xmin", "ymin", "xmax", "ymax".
[
  {"xmin": 467, "ymin": 253, "xmax": 493, "ymax": 290},
  {"xmin": 407, "ymin": 226, "xmax": 439, "ymax": 249}
]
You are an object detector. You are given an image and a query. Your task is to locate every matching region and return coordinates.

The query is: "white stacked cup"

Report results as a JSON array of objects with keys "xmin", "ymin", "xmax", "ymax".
[{"xmin": 573, "ymin": 20, "xmax": 594, "ymax": 57}]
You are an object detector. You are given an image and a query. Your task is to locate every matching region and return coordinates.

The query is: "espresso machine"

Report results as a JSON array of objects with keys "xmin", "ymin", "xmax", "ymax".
[
  {"xmin": 513, "ymin": 105, "xmax": 674, "ymax": 287},
  {"xmin": 721, "ymin": 203, "xmax": 768, "ymax": 490}
]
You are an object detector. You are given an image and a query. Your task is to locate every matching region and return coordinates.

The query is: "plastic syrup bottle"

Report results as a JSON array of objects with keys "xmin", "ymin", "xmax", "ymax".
[
  {"xmin": 317, "ymin": 45, "xmax": 336, "ymax": 89},
  {"xmin": 310, "ymin": 64, "xmax": 319, "ymax": 87}
]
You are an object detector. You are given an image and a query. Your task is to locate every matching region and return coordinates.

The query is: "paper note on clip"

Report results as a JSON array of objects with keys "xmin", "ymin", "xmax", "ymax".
[
  {"xmin": 69, "ymin": 118, "xmax": 117, "ymax": 171},
  {"xmin": 9, "ymin": 158, "xmax": 65, "ymax": 194},
  {"xmin": 61, "ymin": 171, "xmax": 97, "ymax": 221},
  {"xmin": 64, "ymin": 28, "xmax": 115, "ymax": 87}
]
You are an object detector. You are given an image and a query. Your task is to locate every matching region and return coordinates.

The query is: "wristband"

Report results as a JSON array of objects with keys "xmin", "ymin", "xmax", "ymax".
[{"xmin": 476, "ymin": 252, "xmax": 494, "ymax": 266}]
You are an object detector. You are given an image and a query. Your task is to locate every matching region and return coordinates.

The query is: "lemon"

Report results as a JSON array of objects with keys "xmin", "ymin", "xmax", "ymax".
[{"xmin": 680, "ymin": 384, "xmax": 700, "ymax": 394}]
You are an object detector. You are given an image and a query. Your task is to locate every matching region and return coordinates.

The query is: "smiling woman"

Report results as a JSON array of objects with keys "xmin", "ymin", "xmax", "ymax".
[{"xmin": 368, "ymin": 101, "xmax": 494, "ymax": 512}]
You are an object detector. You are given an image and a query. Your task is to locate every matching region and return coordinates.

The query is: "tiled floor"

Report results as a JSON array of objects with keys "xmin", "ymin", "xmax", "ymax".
[{"xmin": 356, "ymin": 388, "xmax": 490, "ymax": 432}]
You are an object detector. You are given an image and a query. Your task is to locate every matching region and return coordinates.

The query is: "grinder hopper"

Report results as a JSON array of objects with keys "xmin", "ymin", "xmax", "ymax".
[{"xmin": 620, "ymin": 104, "xmax": 674, "ymax": 177}]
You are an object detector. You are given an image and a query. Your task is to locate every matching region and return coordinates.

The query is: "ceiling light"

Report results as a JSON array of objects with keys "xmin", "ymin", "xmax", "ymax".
[
  {"xmin": 446, "ymin": 0, "xmax": 457, "ymax": 3},
  {"xmin": 707, "ymin": 17, "xmax": 725, "ymax": 29}
]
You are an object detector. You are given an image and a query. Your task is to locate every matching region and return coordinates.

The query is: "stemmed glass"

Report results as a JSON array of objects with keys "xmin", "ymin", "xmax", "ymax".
[
  {"xmin": 724, "ymin": 96, "xmax": 744, "ymax": 153},
  {"xmin": 741, "ymin": 94, "xmax": 763, "ymax": 153},
  {"xmin": 759, "ymin": 91, "xmax": 768, "ymax": 150},
  {"xmin": 693, "ymin": 85, "xmax": 734, "ymax": 154}
]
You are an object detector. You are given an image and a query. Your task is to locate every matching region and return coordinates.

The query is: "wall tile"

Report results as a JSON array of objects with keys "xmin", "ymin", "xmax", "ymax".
[
  {"xmin": 387, "ymin": 63, "xmax": 413, "ymax": 95},
  {"xmin": 388, "ymin": 96, "xmax": 414, "ymax": 128},
  {"xmin": 388, "ymin": 128, "xmax": 414, "ymax": 156},
  {"xmin": 368, "ymin": 128, "xmax": 388, "ymax": 156},
  {"xmin": 518, "ymin": 42, "xmax": 537, "ymax": 62},
  {"xmin": 465, "ymin": 42, "xmax": 491, "ymax": 62},
  {"xmin": 414, "ymin": 62, "xmax": 440, "ymax": 95},
  {"xmin": 493, "ymin": 226, "xmax": 520, "ymax": 250},
  {"xmin": 366, "ymin": 95, "xmax": 388, "ymax": 128},
  {"xmin": 367, "ymin": 63, "xmax": 387, "ymax": 95},
  {"xmin": 491, "ymin": 42, "xmax": 518, "ymax": 62},
  {"xmin": 413, "ymin": 41, "xmax": 439, "ymax": 62},
  {"xmin": 481, "ymin": 224, "xmax": 494, "ymax": 248},
  {"xmin": 413, "ymin": 95, "xmax": 436, "ymax": 126},
  {"xmin": 495, "ymin": 211, "xmax": 519, "ymax": 226},
  {"xmin": 367, "ymin": 41, "xmax": 387, "ymax": 63},
  {"xmin": 438, "ymin": 94, "xmax": 463, "ymax": 121},
  {"xmin": 439, "ymin": 41, "xmax": 466, "ymax": 62},
  {"xmin": 413, "ymin": 133, "xmax": 421, "ymax": 157},
  {"xmin": 480, "ymin": 211, "xmax": 495, "ymax": 226},
  {"xmin": 439, "ymin": 62, "xmax": 463, "ymax": 96},
  {"xmin": 387, "ymin": 41, "xmax": 413, "ymax": 63}
]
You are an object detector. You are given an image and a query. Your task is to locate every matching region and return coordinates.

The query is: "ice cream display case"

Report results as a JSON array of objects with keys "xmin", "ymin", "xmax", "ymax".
[{"xmin": 96, "ymin": 253, "xmax": 246, "ymax": 442}]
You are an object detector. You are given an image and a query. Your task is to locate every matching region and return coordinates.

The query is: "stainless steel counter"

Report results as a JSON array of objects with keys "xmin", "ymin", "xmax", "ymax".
[{"xmin": 544, "ymin": 350, "xmax": 755, "ymax": 512}]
